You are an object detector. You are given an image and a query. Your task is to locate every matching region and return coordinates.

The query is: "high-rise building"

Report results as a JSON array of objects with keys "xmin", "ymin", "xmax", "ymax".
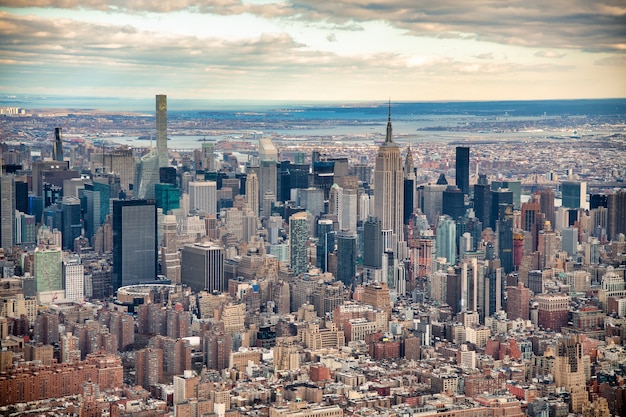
[
  {"xmin": 63, "ymin": 256, "xmax": 84, "ymax": 303},
  {"xmin": 491, "ymin": 180, "xmax": 521, "ymax": 209},
  {"xmin": 246, "ymin": 170, "xmax": 259, "ymax": 215},
  {"xmin": 561, "ymin": 181, "xmax": 587, "ymax": 209},
  {"xmin": 442, "ymin": 186, "xmax": 465, "ymax": 221},
  {"xmin": 404, "ymin": 146, "xmax": 416, "ymax": 225},
  {"xmin": 289, "ymin": 212, "xmax": 309, "ymax": 276},
  {"xmin": 135, "ymin": 95, "xmax": 169, "ymax": 199},
  {"xmin": 489, "ymin": 188, "xmax": 513, "ymax": 231},
  {"xmin": 181, "ymin": 242, "xmax": 225, "ymax": 293},
  {"xmin": 562, "ymin": 227, "xmax": 578, "ymax": 256},
  {"xmin": 536, "ymin": 293, "xmax": 569, "ymax": 331},
  {"xmin": 60, "ymin": 196, "xmax": 82, "ymax": 250},
  {"xmin": 188, "ymin": 180, "xmax": 217, "ymax": 216},
  {"xmin": 539, "ymin": 188, "xmax": 555, "ymax": 226},
  {"xmin": 374, "ymin": 104, "xmax": 404, "ymax": 254},
  {"xmin": 607, "ymin": 189, "xmax": 626, "ymax": 240},
  {"xmin": 136, "ymin": 347, "xmax": 164, "ymax": 389},
  {"xmin": 553, "ymin": 336, "xmax": 589, "ymax": 413},
  {"xmin": 0, "ymin": 174, "xmax": 16, "ymax": 251},
  {"xmin": 336, "ymin": 230, "xmax": 357, "ymax": 287},
  {"xmin": 435, "ymin": 215, "xmax": 456, "ymax": 266},
  {"xmin": 498, "ymin": 204, "xmax": 514, "ymax": 274},
  {"xmin": 506, "ymin": 282, "xmax": 532, "ymax": 321},
  {"xmin": 53, "ymin": 127, "xmax": 64, "ymax": 162},
  {"xmin": 155, "ymin": 183, "xmax": 180, "ymax": 214},
  {"xmin": 92, "ymin": 146, "xmax": 134, "ymax": 195},
  {"xmin": 363, "ymin": 216, "xmax": 383, "ymax": 282},
  {"xmin": 455, "ymin": 146, "xmax": 470, "ymax": 195},
  {"xmin": 112, "ymin": 199, "xmax": 157, "ymax": 290},
  {"xmin": 316, "ymin": 219, "xmax": 334, "ymax": 273},
  {"xmin": 472, "ymin": 176, "xmax": 490, "ymax": 229},
  {"xmin": 34, "ymin": 246, "xmax": 63, "ymax": 298}
]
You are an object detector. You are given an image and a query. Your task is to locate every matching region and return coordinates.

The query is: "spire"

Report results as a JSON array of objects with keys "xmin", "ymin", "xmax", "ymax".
[{"xmin": 385, "ymin": 99, "xmax": 393, "ymax": 143}]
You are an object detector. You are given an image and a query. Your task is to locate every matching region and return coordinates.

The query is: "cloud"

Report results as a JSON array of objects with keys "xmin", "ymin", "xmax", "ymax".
[
  {"xmin": 534, "ymin": 50, "xmax": 566, "ymax": 58},
  {"xmin": 2, "ymin": 1, "xmax": 625, "ymax": 54},
  {"xmin": 594, "ymin": 55, "xmax": 626, "ymax": 66},
  {"xmin": 474, "ymin": 53, "xmax": 494, "ymax": 60},
  {"xmin": 327, "ymin": 33, "xmax": 337, "ymax": 42}
]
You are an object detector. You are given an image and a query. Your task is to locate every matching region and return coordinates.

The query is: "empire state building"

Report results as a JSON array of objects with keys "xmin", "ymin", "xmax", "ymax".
[{"xmin": 374, "ymin": 103, "xmax": 404, "ymax": 254}]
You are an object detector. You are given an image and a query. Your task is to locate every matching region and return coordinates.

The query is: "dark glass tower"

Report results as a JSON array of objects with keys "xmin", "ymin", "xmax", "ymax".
[
  {"xmin": 455, "ymin": 146, "xmax": 470, "ymax": 195},
  {"xmin": 442, "ymin": 186, "xmax": 465, "ymax": 221},
  {"xmin": 112, "ymin": 199, "xmax": 157, "ymax": 290},
  {"xmin": 53, "ymin": 127, "xmax": 64, "ymax": 162},
  {"xmin": 336, "ymin": 230, "xmax": 357, "ymax": 287},
  {"xmin": 489, "ymin": 188, "xmax": 513, "ymax": 231},
  {"xmin": 473, "ymin": 177, "xmax": 490, "ymax": 229},
  {"xmin": 316, "ymin": 219, "xmax": 335, "ymax": 272},
  {"xmin": 362, "ymin": 216, "xmax": 383, "ymax": 270},
  {"xmin": 498, "ymin": 204, "xmax": 514, "ymax": 274}
]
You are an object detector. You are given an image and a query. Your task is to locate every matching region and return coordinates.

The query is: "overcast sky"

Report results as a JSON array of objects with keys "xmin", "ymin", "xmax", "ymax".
[{"xmin": 1, "ymin": 1, "xmax": 625, "ymax": 101}]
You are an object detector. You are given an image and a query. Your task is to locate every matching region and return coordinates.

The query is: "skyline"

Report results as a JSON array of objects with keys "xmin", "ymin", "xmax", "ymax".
[{"xmin": 0, "ymin": 1, "xmax": 625, "ymax": 101}]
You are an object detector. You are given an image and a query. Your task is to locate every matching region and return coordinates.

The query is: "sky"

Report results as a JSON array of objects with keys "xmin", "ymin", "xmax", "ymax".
[{"xmin": 0, "ymin": 0, "xmax": 625, "ymax": 102}]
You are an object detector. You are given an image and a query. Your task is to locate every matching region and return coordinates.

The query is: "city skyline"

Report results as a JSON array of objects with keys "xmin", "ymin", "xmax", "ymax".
[{"xmin": 0, "ymin": 1, "xmax": 625, "ymax": 101}]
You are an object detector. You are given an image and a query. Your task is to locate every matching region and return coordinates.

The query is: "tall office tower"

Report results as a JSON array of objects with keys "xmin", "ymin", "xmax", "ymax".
[
  {"xmin": 442, "ymin": 186, "xmax": 465, "ymax": 221},
  {"xmin": 329, "ymin": 183, "xmax": 343, "ymax": 228},
  {"xmin": 188, "ymin": 180, "xmax": 217, "ymax": 216},
  {"xmin": 246, "ymin": 170, "xmax": 259, "ymax": 215},
  {"xmin": 478, "ymin": 259, "xmax": 503, "ymax": 321},
  {"xmin": 498, "ymin": 204, "xmax": 514, "ymax": 274},
  {"xmin": 489, "ymin": 188, "xmax": 513, "ymax": 231},
  {"xmin": 455, "ymin": 146, "xmax": 470, "ymax": 195},
  {"xmin": 155, "ymin": 94, "xmax": 168, "ymax": 168},
  {"xmin": 472, "ymin": 175, "xmax": 490, "ymax": 228},
  {"xmin": 363, "ymin": 216, "xmax": 383, "ymax": 282},
  {"xmin": 336, "ymin": 230, "xmax": 357, "ymax": 287},
  {"xmin": 562, "ymin": 227, "xmax": 578, "ymax": 256},
  {"xmin": 154, "ymin": 183, "xmax": 180, "ymax": 214},
  {"xmin": 298, "ymin": 188, "xmax": 325, "ymax": 217},
  {"xmin": 136, "ymin": 347, "xmax": 164, "ymax": 390},
  {"xmin": 160, "ymin": 214, "xmax": 181, "ymax": 284},
  {"xmin": 506, "ymin": 282, "xmax": 532, "ymax": 320},
  {"xmin": 53, "ymin": 127, "xmax": 64, "ymax": 161},
  {"xmin": 374, "ymin": 104, "xmax": 404, "ymax": 254},
  {"xmin": 536, "ymin": 293, "xmax": 569, "ymax": 331},
  {"xmin": 258, "ymin": 136, "xmax": 278, "ymax": 201},
  {"xmin": 521, "ymin": 199, "xmax": 540, "ymax": 232},
  {"xmin": 181, "ymin": 242, "xmax": 225, "ymax": 293},
  {"xmin": 316, "ymin": 219, "xmax": 335, "ymax": 272},
  {"xmin": 201, "ymin": 142, "xmax": 215, "ymax": 171},
  {"xmin": 289, "ymin": 212, "xmax": 309, "ymax": 276},
  {"xmin": 539, "ymin": 188, "xmax": 555, "ymax": 226},
  {"xmin": 63, "ymin": 256, "xmax": 84, "ymax": 303},
  {"xmin": 561, "ymin": 180, "xmax": 587, "ymax": 209},
  {"xmin": 607, "ymin": 189, "xmax": 626, "ymax": 240},
  {"xmin": 92, "ymin": 146, "xmax": 135, "ymax": 195},
  {"xmin": 491, "ymin": 180, "xmax": 521, "ymax": 209},
  {"xmin": 589, "ymin": 193, "xmax": 608, "ymax": 210},
  {"xmin": 312, "ymin": 160, "xmax": 335, "ymax": 198},
  {"xmin": 538, "ymin": 223, "xmax": 559, "ymax": 269},
  {"xmin": 343, "ymin": 187, "xmax": 358, "ymax": 233},
  {"xmin": 0, "ymin": 174, "xmax": 15, "ymax": 251},
  {"xmin": 60, "ymin": 196, "xmax": 82, "ymax": 250},
  {"xmin": 135, "ymin": 95, "xmax": 169, "ymax": 199},
  {"xmin": 403, "ymin": 151, "xmax": 416, "ymax": 226},
  {"xmin": 436, "ymin": 215, "xmax": 456, "ymax": 266},
  {"xmin": 112, "ymin": 199, "xmax": 157, "ymax": 290},
  {"xmin": 34, "ymin": 246, "xmax": 63, "ymax": 301},
  {"xmin": 553, "ymin": 336, "xmax": 589, "ymax": 413}
]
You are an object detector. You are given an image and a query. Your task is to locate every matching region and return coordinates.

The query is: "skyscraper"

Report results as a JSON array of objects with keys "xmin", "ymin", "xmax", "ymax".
[
  {"xmin": 539, "ymin": 188, "xmax": 555, "ymax": 226},
  {"xmin": 607, "ymin": 189, "xmax": 626, "ymax": 240},
  {"xmin": 181, "ymin": 242, "xmax": 225, "ymax": 293},
  {"xmin": 112, "ymin": 199, "xmax": 157, "ymax": 290},
  {"xmin": 561, "ymin": 180, "xmax": 586, "ymax": 209},
  {"xmin": 289, "ymin": 212, "xmax": 309, "ymax": 276},
  {"xmin": 455, "ymin": 146, "xmax": 470, "ymax": 195},
  {"xmin": 60, "ymin": 196, "xmax": 82, "ymax": 250},
  {"xmin": 53, "ymin": 127, "xmax": 64, "ymax": 162},
  {"xmin": 63, "ymin": 256, "xmax": 84, "ymax": 303},
  {"xmin": 135, "ymin": 95, "xmax": 169, "ymax": 199},
  {"xmin": 435, "ymin": 215, "xmax": 456, "ymax": 266},
  {"xmin": 0, "ymin": 174, "xmax": 15, "ymax": 251},
  {"xmin": 336, "ymin": 230, "xmax": 357, "ymax": 287},
  {"xmin": 316, "ymin": 219, "xmax": 334, "ymax": 273},
  {"xmin": 489, "ymin": 188, "xmax": 513, "ymax": 231},
  {"xmin": 246, "ymin": 170, "xmax": 259, "ymax": 215},
  {"xmin": 188, "ymin": 180, "xmax": 217, "ymax": 216},
  {"xmin": 363, "ymin": 216, "xmax": 383, "ymax": 282},
  {"xmin": 497, "ymin": 204, "xmax": 514, "ymax": 274},
  {"xmin": 374, "ymin": 103, "xmax": 404, "ymax": 254}
]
